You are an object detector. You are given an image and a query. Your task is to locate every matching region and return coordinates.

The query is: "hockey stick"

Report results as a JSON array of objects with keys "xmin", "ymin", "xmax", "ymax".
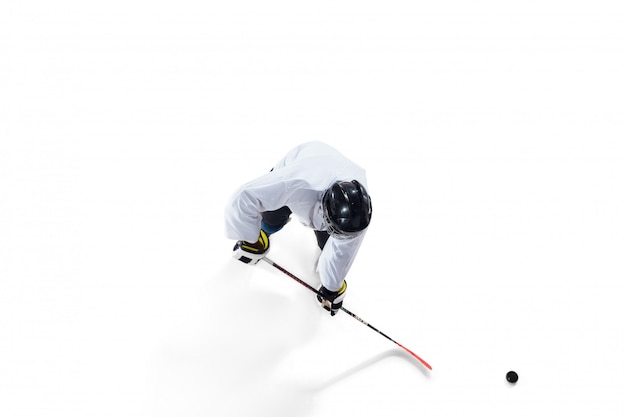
[{"xmin": 261, "ymin": 257, "xmax": 432, "ymax": 371}]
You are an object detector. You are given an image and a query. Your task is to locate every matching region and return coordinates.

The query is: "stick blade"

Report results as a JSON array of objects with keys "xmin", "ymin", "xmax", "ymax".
[{"xmin": 397, "ymin": 343, "xmax": 432, "ymax": 370}]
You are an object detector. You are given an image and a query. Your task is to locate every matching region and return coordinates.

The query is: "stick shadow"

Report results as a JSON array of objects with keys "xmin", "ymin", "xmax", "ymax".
[{"xmin": 309, "ymin": 348, "xmax": 431, "ymax": 393}]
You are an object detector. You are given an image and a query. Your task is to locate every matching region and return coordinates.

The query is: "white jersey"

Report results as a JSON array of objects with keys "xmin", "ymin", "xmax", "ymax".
[{"xmin": 224, "ymin": 141, "xmax": 369, "ymax": 291}]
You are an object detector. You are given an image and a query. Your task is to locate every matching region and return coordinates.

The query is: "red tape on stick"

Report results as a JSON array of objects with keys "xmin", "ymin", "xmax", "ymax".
[{"xmin": 261, "ymin": 257, "xmax": 432, "ymax": 371}]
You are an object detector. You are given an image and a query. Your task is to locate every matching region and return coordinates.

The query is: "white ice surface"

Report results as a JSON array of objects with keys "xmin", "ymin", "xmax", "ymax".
[{"xmin": 2, "ymin": 1, "xmax": 626, "ymax": 416}]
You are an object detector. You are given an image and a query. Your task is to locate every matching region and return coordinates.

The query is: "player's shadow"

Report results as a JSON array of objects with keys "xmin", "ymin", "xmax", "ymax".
[
  {"xmin": 212, "ymin": 259, "xmax": 325, "ymax": 416},
  {"xmin": 310, "ymin": 348, "xmax": 431, "ymax": 392}
]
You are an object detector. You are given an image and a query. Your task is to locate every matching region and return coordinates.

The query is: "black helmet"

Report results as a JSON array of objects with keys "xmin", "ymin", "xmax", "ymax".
[{"xmin": 322, "ymin": 180, "xmax": 372, "ymax": 239}]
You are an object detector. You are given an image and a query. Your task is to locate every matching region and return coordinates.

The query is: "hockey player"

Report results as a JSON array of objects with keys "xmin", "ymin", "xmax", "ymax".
[{"xmin": 225, "ymin": 141, "xmax": 372, "ymax": 316}]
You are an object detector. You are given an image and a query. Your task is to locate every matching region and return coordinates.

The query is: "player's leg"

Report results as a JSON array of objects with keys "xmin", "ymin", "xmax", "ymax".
[
  {"xmin": 261, "ymin": 206, "xmax": 292, "ymax": 235},
  {"xmin": 314, "ymin": 230, "xmax": 330, "ymax": 250}
]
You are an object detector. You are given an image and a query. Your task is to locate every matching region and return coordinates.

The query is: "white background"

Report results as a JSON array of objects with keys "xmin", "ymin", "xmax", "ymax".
[{"xmin": 2, "ymin": 1, "xmax": 625, "ymax": 416}]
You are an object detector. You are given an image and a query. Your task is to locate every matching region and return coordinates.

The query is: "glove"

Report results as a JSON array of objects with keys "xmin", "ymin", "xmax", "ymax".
[
  {"xmin": 316, "ymin": 281, "xmax": 347, "ymax": 316},
  {"xmin": 232, "ymin": 230, "xmax": 270, "ymax": 265}
]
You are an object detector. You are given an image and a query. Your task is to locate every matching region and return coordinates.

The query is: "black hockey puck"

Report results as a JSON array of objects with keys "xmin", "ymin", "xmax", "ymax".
[{"xmin": 506, "ymin": 371, "xmax": 518, "ymax": 384}]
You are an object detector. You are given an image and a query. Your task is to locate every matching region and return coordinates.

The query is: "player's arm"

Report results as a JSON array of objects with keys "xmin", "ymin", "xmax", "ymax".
[
  {"xmin": 316, "ymin": 233, "xmax": 366, "ymax": 315},
  {"xmin": 224, "ymin": 174, "xmax": 288, "ymax": 263}
]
